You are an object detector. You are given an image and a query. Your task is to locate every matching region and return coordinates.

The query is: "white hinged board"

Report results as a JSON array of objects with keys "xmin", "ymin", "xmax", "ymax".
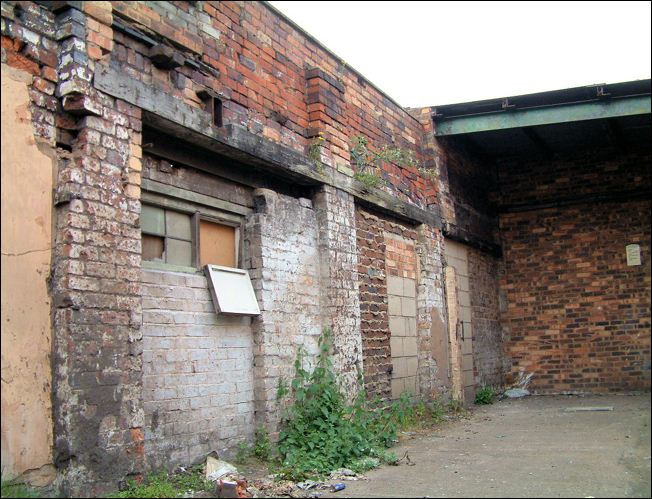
[{"xmin": 204, "ymin": 265, "xmax": 261, "ymax": 316}]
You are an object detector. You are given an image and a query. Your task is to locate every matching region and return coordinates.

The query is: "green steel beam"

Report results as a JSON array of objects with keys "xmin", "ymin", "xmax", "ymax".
[{"xmin": 434, "ymin": 96, "xmax": 651, "ymax": 136}]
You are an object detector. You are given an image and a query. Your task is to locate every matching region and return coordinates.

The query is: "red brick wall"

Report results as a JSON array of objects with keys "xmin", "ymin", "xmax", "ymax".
[
  {"xmin": 109, "ymin": 1, "xmax": 437, "ymax": 209},
  {"xmin": 499, "ymin": 149, "xmax": 651, "ymax": 392},
  {"xmin": 411, "ymin": 107, "xmax": 499, "ymax": 245},
  {"xmin": 468, "ymin": 248, "xmax": 504, "ymax": 388}
]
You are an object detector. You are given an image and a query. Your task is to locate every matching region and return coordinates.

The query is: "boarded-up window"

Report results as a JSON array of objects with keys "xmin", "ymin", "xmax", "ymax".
[
  {"xmin": 141, "ymin": 205, "xmax": 193, "ymax": 266},
  {"xmin": 199, "ymin": 220, "xmax": 236, "ymax": 267}
]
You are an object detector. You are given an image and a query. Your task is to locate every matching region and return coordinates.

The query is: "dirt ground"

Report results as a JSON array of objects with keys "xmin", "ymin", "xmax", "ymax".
[{"xmin": 320, "ymin": 394, "xmax": 651, "ymax": 498}]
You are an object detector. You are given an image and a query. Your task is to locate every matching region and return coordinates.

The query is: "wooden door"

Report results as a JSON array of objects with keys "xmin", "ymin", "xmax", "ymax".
[{"xmin": 444, "ymin": 240, "xmax": 475, "ymax": 405}]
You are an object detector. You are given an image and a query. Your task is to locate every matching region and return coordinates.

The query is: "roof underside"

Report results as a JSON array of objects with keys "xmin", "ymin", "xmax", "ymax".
[{"xmin": 432, "ymin": 80, "xmax": 652, "ymax": 159}]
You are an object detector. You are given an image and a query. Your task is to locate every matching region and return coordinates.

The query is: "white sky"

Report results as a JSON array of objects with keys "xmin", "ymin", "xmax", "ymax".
[{"xmin": 268, "ymin": 1, "xmax": 652, "ymax": 107}]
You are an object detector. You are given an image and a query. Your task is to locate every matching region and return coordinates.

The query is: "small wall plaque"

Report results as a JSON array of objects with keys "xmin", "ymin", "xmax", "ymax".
[{"xmin": 626, "ymin": 244, "xmax": 641, "ymax": 266}]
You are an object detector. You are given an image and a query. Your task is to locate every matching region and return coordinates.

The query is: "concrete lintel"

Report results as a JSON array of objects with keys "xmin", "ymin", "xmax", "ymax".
[{"xmin": 434, "ymin": 96, "xmax": 651, "ymax": 136}]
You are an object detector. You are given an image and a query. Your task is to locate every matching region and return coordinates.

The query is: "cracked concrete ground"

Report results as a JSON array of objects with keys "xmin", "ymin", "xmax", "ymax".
[{"xmin": 323, "ymin": 394, "xmax": 651, "ymax": 498}]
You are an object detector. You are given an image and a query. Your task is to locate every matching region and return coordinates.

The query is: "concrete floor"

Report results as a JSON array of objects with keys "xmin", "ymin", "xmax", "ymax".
[{"xmin": 323, "ymin": 394, "xmax": 651, "ymax": 498}]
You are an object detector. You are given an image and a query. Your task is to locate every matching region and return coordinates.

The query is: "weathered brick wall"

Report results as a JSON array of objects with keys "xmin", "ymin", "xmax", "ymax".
[
  {"xmin": 356, "ymin": 207, "xmax": 445, "ymax": 401},
  {"xmin": 468, "ymin": 248, "xmax": 503, "ymax": 388},
  {"xmin": 415, "ymin": 224, "xmax": 449, "ymax": 398},
  {"xmin": 105, "ymin": 0, "xmax": 437, "ymax": 208},
  {"xmin": 141, "ymin": 269, "xmax": 255, "ymax": 469},
  {"xmin": 499, "ymin": 149, "xmax": 651, "ymax": 392},
  {"xmin": 3, "ymin": 2, "xmax": 146, "ymax": 494},
  {"xmin": 411, "ymin": 107, "xmax": 498, "ymax": 245},
  {"xmin": 386, "ymin": 235, "xmax": 419, "ymax": 399},
  {"xmin": 1, "ymin": 0, "xmax": 457, "ymax": 493},
  {"xmin": 245, "ymin": 189, "xmax": 323, "ymax": 429},
  {"xmin": 497, "ymin": 149, "xmax": 651, "ymax": 208},
  {"xmin": 356, "ymin": 208, "xmax": 391, "ymax": 400},
  {"xmin": 314, "ymin": 185, "xmax": 363, "ymax": 399}
]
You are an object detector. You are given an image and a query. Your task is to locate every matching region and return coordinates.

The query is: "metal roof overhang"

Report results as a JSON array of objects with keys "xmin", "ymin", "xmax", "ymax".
[
  {"xmin": 434, "ymin": 95, "xmax": 650, "ymax": 136},
  {"xmin": 431, "ymin": 80, "xmax": 652, "ymax": 159}
]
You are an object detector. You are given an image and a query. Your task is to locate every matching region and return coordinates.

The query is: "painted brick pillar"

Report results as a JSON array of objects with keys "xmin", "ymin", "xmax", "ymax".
[
  {"xmin": 314, "ymin": 185, "xmax": 363, "ymax": 400},
  {"xmin": 416, "ymin": 223, "xmax": 449, "ymax": 397},
  {"xmin": 49, "ymin": 5, "xmax": 144, "ymax": 495},
  {"xmin": 245, "ymin": 189, "xmax": 323, "ymax": 431}
]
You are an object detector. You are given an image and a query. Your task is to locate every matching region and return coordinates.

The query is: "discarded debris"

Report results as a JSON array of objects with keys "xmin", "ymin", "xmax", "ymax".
[
  {"xmin": 248, "ymin": 479, "xmax": 296, "ymax": 498},
  {"xmin": 329, "ymin": 468, "xmax": 363, "ymax": 481},
  {"xmin": 388, "ymin": 450, "xmax": 416, "ymax": 467},
  {"xmin": 563, "ymin": 406, "xmax": 614, "ymax": 412},
  {"xmin": 514, "ymin": 370, "xmax": 534, "ymax": 389},
  {"xmin": 216, "ymin": 480, "xmax": 239, "ymax": 498},
  {"xmin": 331, "ymin": 483, "xmax": 346, "ymax": 492},
  {"xmin": 206, "ymin": 456, "xmax": 238, "ymax": 481},
  {"xmin": 296, "ymin": 480, "xmax": 321, "ymax": 490},
  {"xmin": 504, "ymin": 388, "xmax": 530, "ymax": 398}
]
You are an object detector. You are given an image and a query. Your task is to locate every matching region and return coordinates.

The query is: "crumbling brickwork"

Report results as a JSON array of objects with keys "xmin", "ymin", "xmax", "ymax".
[
  {"xmin": 499, "ymin": 149, "xmax": 651, "ymax": 392},
  {"xmin": 105, "ymin": 0, "xmax": 437, "ymax": 207},
  {"xmin": 356, "ymin": 209, "xmax": 392, "ymax": 400},
  {"xmin": 411, "ymin": 107, "xmax": 499, "ymax": 248},
  {"xmin": 356, "ymin": 207, "xmax": 445, "ymax": 401}
]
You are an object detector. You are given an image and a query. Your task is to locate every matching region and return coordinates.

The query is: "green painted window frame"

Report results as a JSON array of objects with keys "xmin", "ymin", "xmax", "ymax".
[{"xmin": 141, "ymin": 189, "xmax": 245, "ymax": 274}]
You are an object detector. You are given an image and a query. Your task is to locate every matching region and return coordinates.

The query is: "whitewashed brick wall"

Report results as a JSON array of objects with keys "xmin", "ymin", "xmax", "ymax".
[
  {"xmin": 141, "ymin": 269, "xmax": 255, "ymax": 468},
  {"xmin": 245, "ymin": 189, "xmax": 323, "ymax": 430}
]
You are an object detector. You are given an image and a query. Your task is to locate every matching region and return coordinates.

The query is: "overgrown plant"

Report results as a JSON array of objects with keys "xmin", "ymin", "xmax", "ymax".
[
  {"xmin": 308, "ymin": 133, "xmax": 326, "ymax": 175},
  {"xmin": 276, "ymin": 329, "xmax": 471, "ymax": 480},
  {"xmin": 350, "ymin": 135, "xmax": 420, "ymax": 189},
  {"xmin": 277, "ymin": 328, "xmax": 398, "ymax": 480},
  {"xmin": 417, "ymin": 165, "xmax": 438, "ymax": 181},
  {"xmin": 1, "ymin": 478, "xmax": 41, "ymax": 499},
  {"xmin": 106, "ymin": 466, "xmax": 212, "ymax": 498},
  {"xmin": 252, "ymin": 426, "xmax": 272, "ymax": 461},
  {"xmin": 350, "ymin": 135, "xmax": 382, "ymax": 188},
  {"xmin": 474, "ymin": 385, "xmax": 496, "ymax": 405}
]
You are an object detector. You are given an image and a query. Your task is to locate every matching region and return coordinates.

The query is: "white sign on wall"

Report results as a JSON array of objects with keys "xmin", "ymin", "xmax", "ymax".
[{"xmin": 626, "ymin": 244, "xmax": 642, "ymax": 266}]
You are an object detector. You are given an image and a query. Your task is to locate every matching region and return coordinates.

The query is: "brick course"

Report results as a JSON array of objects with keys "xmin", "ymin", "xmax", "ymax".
[
  {"xmin": 141, "ymin": 269, "xmax": 255, "ymax": 468},
  {"xmin": 499, "ymin": 149, "xmax": 651, "ymax": 392}
]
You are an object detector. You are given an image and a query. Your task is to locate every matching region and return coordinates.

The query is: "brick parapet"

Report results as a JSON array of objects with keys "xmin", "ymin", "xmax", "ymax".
[{"xmin": 99, "ymin": 1, "xmax": 437, "ymax": 209}]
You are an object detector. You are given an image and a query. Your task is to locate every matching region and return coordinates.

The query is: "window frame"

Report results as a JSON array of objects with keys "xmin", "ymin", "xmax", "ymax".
[{"xmin": 141, "ymin": 187, "xmax": 246, "ymax": 274}]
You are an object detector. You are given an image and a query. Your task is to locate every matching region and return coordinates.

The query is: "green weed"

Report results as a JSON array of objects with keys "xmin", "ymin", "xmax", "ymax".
[
  {"xmin": 105, "ymin": 466, "xmax": 211, "ymax": 498},
  {"xmin": 276, "ymin": 328, "xmax": 400, "ymax": 480},
  {"xmin": 1, "ymin": 478, "xmax": 41, "ymax": 498},
  {"xmin": 252, "ymin": 426, "xmax": 272, "ymax": 461},
  {"xmin": 474, "ymin": 386, "xmax": 496, "ymax": 405}
]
